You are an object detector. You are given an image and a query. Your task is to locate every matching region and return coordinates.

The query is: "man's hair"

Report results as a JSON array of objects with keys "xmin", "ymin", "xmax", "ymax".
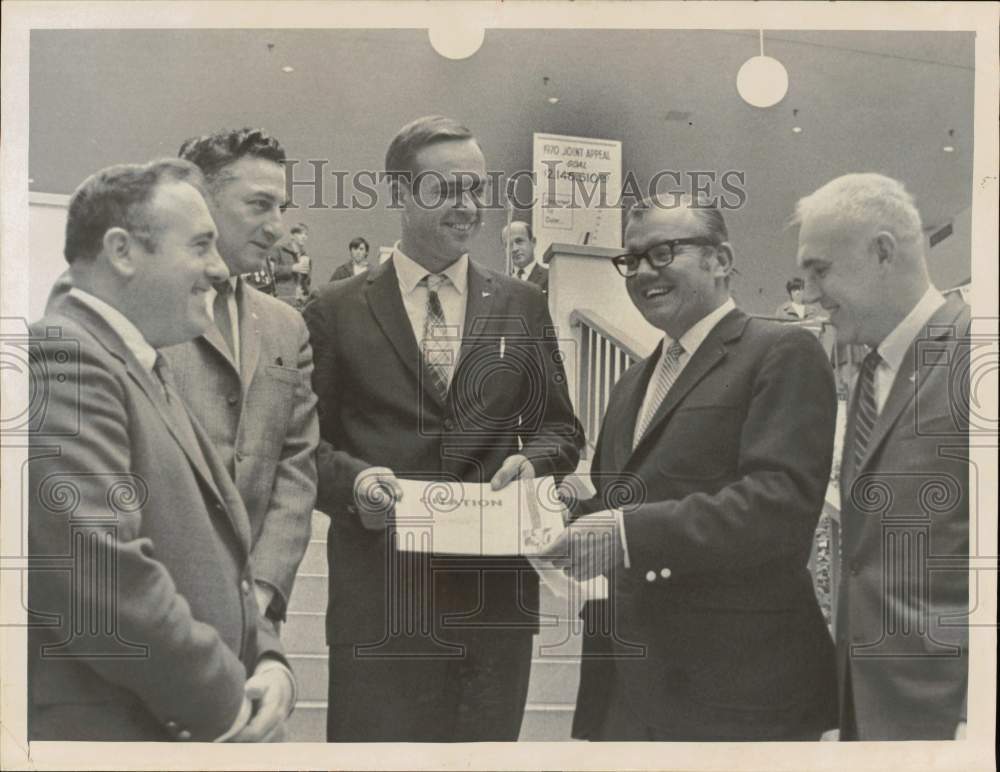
[
  {"xmin": 786, "ymin": 277, "xmax": 805, "ymax": 295},
  {"xmin": 626, "ymin": 193, "xmax": 729, "ymax": 244},
  {"xmin": 291, "ymin": 222, "xmax": 308, "ymax": 235},
  {"xmin": 63, "ymin": 158, "xmax": 205, "ymax": 263},
  {"xmin": 792, "ymin": 173, "xmax": 923, "ymax": 246},
  {"xmin": 503, "ymin": 221, "xmax": 534, "ymax": 242},
  {"xmin": 384, "ymin": 115, "xmax": 475, "ymax": 189},
  {"xmin": 177, "ymin": 128, "xmax": 285, "ymax": 190},
  {"xmin": 349, "ymin": 236, "xmax": 370, "ymax": 252}
]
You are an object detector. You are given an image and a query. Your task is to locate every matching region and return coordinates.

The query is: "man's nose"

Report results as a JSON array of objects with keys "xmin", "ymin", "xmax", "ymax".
[
  {"xmin": 635, "ymin": 254, "xmax": 660, "ymax": 278},
  {"xmin": 262, "ymin": 209, "xmax": 286, "ymax": 242},
  {"xmin": 801, "ymin": 276, "xmax": 821, "ymax": 304},
  {"xmin": 205, "ymin": 245, "xmax": 230, "ymax": 282}
]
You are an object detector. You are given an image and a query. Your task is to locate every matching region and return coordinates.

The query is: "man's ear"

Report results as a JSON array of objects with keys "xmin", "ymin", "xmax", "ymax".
[
  {"xmin": 872, "ymin": 231, "xmax": 897, "ymax": 265},
  {"xmin": 713, "ymin": 242, "xmax": 735, "ymax": 278},
  {"xmin": 102, "ymin": 227, "xmax": 139, "ymax": 279}
]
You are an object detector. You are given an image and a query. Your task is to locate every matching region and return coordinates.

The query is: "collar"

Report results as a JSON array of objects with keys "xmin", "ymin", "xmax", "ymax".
[
  {"xmin": 68, "ymin": 287, "xmax": 158, "ymax": 373},
  {"xmin": 664, "ymin": 296, "xmax": 736, "ymax": 356},
  {"xmin": 207, "ymin": 274, "xmax": 239, "ymax": 304},
  {"xmin": 876, "ymin": 286, "xmax": 946, "ymax": 373},
  {"xmin": 514, "ymin": 259, "xmax": 537, "ymax": 277},
  {"xmin": 392, "ymin": 242, "xmax": 469, "ymax": 296}
]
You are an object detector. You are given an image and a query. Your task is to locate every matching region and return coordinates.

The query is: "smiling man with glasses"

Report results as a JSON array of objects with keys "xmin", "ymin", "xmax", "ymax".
[{"xmin": 543, "ymin": 193, "xmax": 840, "ymax": 741}]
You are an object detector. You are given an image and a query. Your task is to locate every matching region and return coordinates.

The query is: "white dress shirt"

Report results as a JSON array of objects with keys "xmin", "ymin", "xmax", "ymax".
[
  {"xmin": 69, "ymin": 288, "xmax": 158, "ymax": 373},
  {"xmin": 869, "ymin": 286, "xmax": 946, "ymax": 414},
  {"xmin": 513, "ymin": 259, "xmax": 537, "ymax": 280},
  {"xmin": 392, "ymin": 244, "xmax": 469, "ymax": 374},
  {"xmin": 352, "ymin": 260, "xmax": 368, "ymax": 277}
]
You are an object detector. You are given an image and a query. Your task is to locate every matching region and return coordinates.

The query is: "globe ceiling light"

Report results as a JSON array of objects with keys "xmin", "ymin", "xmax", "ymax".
[
  {"xmin": 429, "ymin": 23, "xmax": 485, "ymax": 60},
  {"xmin": 737, "ymin": 32, "xmax": 788, "ymax": 108}
]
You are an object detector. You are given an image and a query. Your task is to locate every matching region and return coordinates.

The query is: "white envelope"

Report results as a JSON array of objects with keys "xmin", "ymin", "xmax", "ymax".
[{"xmin": 393, "ymin": 476, "xmax": 566, "ymax": 556}]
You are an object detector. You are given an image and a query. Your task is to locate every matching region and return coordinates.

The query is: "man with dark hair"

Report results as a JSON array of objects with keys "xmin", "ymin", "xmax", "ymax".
[
  {"xmin": 501, "ymin": 221, "xmax": 548, "ymax": 296},
  {"xmin": 543, "ymin": 194, "xmax": 838, "ymax": 741},
  {"xmin": 775, "ymin": 276, "xmax": 818, "ymax": 320},
  {"xmin": 29, "ymin": 159, "xmax": 287, "ymax": 740},
  {"xmin": 328, "ymin": 236, "xmax": 371, "ymax": 282},
  {"xmin": 165, "ymin": 128, "xmax": 320, "ymax": 737},
  {"xmin": 305, "ymin": 115, "xmax": 583, "ymax": 741},
  {"xmin": 796, "ymin": 173, "xmax": 969, "ymax": 741}
]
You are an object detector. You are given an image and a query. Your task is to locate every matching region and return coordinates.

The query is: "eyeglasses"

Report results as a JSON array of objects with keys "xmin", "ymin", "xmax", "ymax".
[{"xmin": 611, "ymin": 237, "xmax": 719, "ymax": 278}]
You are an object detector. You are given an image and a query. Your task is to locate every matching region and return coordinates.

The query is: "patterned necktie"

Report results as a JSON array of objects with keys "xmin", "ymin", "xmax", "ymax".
[
  {"xmin": 516, "ymin": 267, "xmax": 525, "ymax": 280},
  {"xmin": 421, "ymin": 274, "xmax": 452, "ymax": 401},
  {"xmin": 633, "ymin": 340, "xmax": 685, "ymax": 448},
  {"xmin": 153, "ymin": 354, "xmax": 212, "ymax": 473},
  {"xmin": 213, "ymin": 281, "xmax": 235, "ymax": 357},
  {"xmin": 850, "ymin": 348, "xmax": 882, "ymax": 472}
]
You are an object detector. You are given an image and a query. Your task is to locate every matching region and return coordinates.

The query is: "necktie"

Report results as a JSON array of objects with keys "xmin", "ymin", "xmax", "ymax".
[
  {"xmin": 516, "ymin": 268, "xmax": 525, "ymax": 280},
  {"xmin": 153, "ymin": 354, "xmax": 205, "ymax": 461},
  {"xmin": 421, "ymin": 274, "xmax": 453, "ymax": 401},
  {"xmin": 213, "ymin": 281, "xmax": 236, "ymax": 358},
  {"xmin": 849, "ymin": 348, "xmax": 882, "ymax": 473},
  {"xmin": 633, "ymin": 341, "xmax": 685, "ymax": 448}
]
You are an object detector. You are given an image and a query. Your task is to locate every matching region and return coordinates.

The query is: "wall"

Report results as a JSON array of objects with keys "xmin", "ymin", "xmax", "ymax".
[{"xmin": 28, "ymin": 194, "xmax": 70, "ymax": 321}]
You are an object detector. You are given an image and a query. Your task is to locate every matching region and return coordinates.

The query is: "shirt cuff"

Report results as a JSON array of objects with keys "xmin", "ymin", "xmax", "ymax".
[
  {"xmin": 255, "ymin": 656, "xmax": 298, "ymax": 717},
  {"xmin": 214, "ymin": 696, "xmax": 252, "ymax": 742},
  {"xmin": 254, "ymin": 580, "xmax": 279, "ymax": 619},
  {"xmin": 613, "ymin": 508, "xmax": 630, "ymax": 569}
]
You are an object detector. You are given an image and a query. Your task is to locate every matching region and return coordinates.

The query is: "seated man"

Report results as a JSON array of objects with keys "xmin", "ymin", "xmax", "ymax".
[{"xmin": 28, "ymin": 159, "xmax": 294, "ymax": 741}]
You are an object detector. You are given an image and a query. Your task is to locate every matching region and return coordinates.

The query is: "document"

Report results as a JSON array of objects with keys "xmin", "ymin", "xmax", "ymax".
[{"xmin": 393, "ymin": 476, "xmax": 566, "ymax": 556}]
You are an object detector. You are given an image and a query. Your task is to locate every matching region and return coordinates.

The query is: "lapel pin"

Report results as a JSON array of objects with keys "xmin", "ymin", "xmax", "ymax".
[
  {"xmin": 481, "ymin": 291, "xmax": 491, "ymax": 297},
  {"xmin": 275, "ymin": 356, "xmax": 284, "ymax": 366}
]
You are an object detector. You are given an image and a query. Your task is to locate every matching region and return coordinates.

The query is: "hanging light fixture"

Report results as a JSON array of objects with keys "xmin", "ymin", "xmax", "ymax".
[
  {"xmin": 429, "ymin": 22, "xmax": 484, "ymax": 60},
  {"xmin": 737, "ymin": 31, "xmax": 788, "ymax": 108}
]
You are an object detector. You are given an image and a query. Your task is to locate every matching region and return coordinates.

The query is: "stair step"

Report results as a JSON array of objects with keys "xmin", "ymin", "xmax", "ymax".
[
  {"xmin": 289, "ymin": 654, "xmax": 328, "ymax": 701},
  {"xmin": 518, "ymin": 705, "xmax": 576, "ymax": 741},
  {"xmin": 297, "ymin": 539, "xmax": 327, "ymax": 575},
  {"xmin": 525, "ymin": 658, "xmax": 580, "ymax": 705},
  {"xmin": 312, "ymin": 511, "xmax": 328, "ymax": 539},
  {"xmin": 286, "ymin": 701, "xmax": 326, "ymax": 742},
  {"xmin": 284, "ymin": 611, "xmax": 326, "ymax": 653},
  {"xmin": 288, "ymin": 574, "xmax": 327, "ymax": 613}
]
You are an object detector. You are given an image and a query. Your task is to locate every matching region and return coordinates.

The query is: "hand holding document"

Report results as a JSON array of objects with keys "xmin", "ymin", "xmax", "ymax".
[{"xmin": 393, "ymin": 476, "xmax": 565, "ymax": 556}]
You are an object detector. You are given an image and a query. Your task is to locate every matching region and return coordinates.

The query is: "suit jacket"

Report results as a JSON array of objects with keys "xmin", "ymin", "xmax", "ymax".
[
  {"xmin": 519, "ymin": 263, "xmax": 548, "ymax": 295},
  {"xmin": 774, "ymin": 300, "xmax": 819, "ymax": 320},
  {"xmin": 27, "ymin": 295, "xmax": 282, "ymax": 741},
  {"xmin": 836, "ymin": 294, "xmax": 970, "ymax": 739},
  {"xmin": 572, "ymin": 309, "xmax": 838, "ymax": 740},
  {"xmin": 329, "ymin": 261, "xmax": 364, "ymax": 282},
  {"xmin": 303, "ymin": 258, "xmax": 583, "ymax": 646},
  {"xmin": 162, "ymin": 280, "xmax": 319, "ymax": 618}
]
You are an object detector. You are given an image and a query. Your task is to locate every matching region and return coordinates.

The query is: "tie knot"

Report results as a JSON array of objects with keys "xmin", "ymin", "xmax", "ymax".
[
  {"xmin": 214, "ymin": 280, "xmax": 232, "ymax": 296},
  {"xmin": 665, "ymin": 341, "xmax": 685, "ymax": 360},
  {"xmin": 423, "ymin": 274, "xmax": 447, "ymax": 293},
  {"xmin": 862, "ymin": 348, "xmax": 882, "ymax": 372}
]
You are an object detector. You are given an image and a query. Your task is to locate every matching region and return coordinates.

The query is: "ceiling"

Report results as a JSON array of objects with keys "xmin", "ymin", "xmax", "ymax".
[{"xmin": 29, "ymin": 28, "xmax": 974, "ymax": 313}]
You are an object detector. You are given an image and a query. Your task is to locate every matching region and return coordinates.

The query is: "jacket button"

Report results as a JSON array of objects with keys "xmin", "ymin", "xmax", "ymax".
[
  {"xmin": 227, "ymin": 393, "xmax": 239, "ymax": 406},
  {"xmin": 177, "ymin": 729, "xmax": 192, "ymax": 741},
  {"xmin": 660, "ymin": 568, "xmax": 671, "ymax": 579},
  {"xmin": 240, "ymin": 579, "xmax": 251, "ymax": 595},
  {"xmin": 645, "ymin": 570, "xmax": 656, "ymax": 582},
  {"xmin": 164, "ymin": 720, "xmax": 179, "ymax": 736},
  {"xmin": 235, "ymin": 451, "xmax": 244, "ymax": 462},
  {"xmin": 443, "ymin": 418, "xmax": 456, "ymax": 431}
]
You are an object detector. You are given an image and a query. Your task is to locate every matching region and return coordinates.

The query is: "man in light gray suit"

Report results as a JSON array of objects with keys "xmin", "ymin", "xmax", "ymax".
[{"xmin": 164, "ymin": 128, "xmax": 320, "ymax": 632}]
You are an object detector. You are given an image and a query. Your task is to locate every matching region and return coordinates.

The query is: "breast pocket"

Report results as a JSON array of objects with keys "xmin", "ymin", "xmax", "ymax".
[
  {"xmin": 250, "ymin": 365, "xmax": 300, "ymax": 457},
  {"xmin": 654, "ymin": 406, "xmax": 741, "ymax": 481}
]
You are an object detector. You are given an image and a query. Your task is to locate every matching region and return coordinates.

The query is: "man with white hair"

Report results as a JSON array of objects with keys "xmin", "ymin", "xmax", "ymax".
[{"xmin": 795, "ymin": 173, "xmax": 970, "ymax": 740}]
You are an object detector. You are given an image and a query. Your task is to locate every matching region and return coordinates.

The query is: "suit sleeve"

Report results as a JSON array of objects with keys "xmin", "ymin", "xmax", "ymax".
[
  {"xmin": 623, "ymin": 328, "xmax": 837, "ymax": 575},
  {"xmin": 249, "ymin": 312, "xmax": 319, "ymax": 618},
  {"xmin": 518, "ymin": 292, "xmax": 586, "ymax": 479},
  {"xmin": 302, "ymin": 297, "xmax": 372, "ymax": 517},
  {"xmin": 28, "ymin": 340, "xmax": 246, "ymax": 741}
]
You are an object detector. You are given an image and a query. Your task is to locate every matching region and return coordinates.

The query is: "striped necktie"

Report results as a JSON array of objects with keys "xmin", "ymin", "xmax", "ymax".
[
  {"xmin": 849, "ymin": 348, "xmax": 882, "ymax": 473},
  {"xmin": 421, "ymin": 274, "xmax": 452, "ymax": 401},
  {"xmin": 633, "ymin": 340, "xmax": 685, "ymax": 449}
]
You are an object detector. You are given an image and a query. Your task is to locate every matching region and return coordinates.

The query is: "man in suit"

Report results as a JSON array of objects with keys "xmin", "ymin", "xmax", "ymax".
[
  {"xmin": 304, "ymin": 115, "xmax": 583, "ymax": 741},
  {"xmin": 775, "ymin": 277, "xmax": 819, "ymax": 320},
  {"xmin": 501, "ymin": 221, "xmax": 548, "ymax": 295},
  {"xmin": 329, "ymin": 236, "xmax": 371, "ymax": 282},
  {"xmin": 795, "ymin": 173, "xmax": 969, "ymax": 740},
  {"xmin": 166, "ymin": 129, "xmax": 319, "ymax": 637},
  {"xmin": 28, "ymin": 159, "xmax": 292, "ymax": 741},
  {"xmin": 542, "ymin": 194, "xmax": 838, "ymax": 741}
]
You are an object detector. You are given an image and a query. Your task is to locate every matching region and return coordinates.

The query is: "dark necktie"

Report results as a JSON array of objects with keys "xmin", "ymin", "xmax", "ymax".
[
  {"xmin": 213, "ymin": 281, "xmax": 236, "ymax": 358},
  {"xmin": 420, "ymin": 274, "xmax": 452, "ymax": 401},
  {"xmin": 516, "ymin": 267, "xmax": 525, "ymax": 280},
  {"xmin": 849, "ymin": 348, "xmax": 882, "ymax": 473}
]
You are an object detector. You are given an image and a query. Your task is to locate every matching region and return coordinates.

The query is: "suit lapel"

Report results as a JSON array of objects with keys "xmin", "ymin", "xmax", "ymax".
[
  {"xmin": 612, "ymin": 347, "xmax": 660, "ymax": 471},
  {"xmin": 458, "ymin": 262, "xmax": 499, "ymax": 367},
  {"xmin": 628, "ymin": 309, "xmax": 743, "ymax": 462},
  {"xmin": 854, "ymin": 295, "xmax": 968, "ymax": 476},
  {"xmin": 365, "ymin": 259, "xmax": 446, "ymax": 408}
]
